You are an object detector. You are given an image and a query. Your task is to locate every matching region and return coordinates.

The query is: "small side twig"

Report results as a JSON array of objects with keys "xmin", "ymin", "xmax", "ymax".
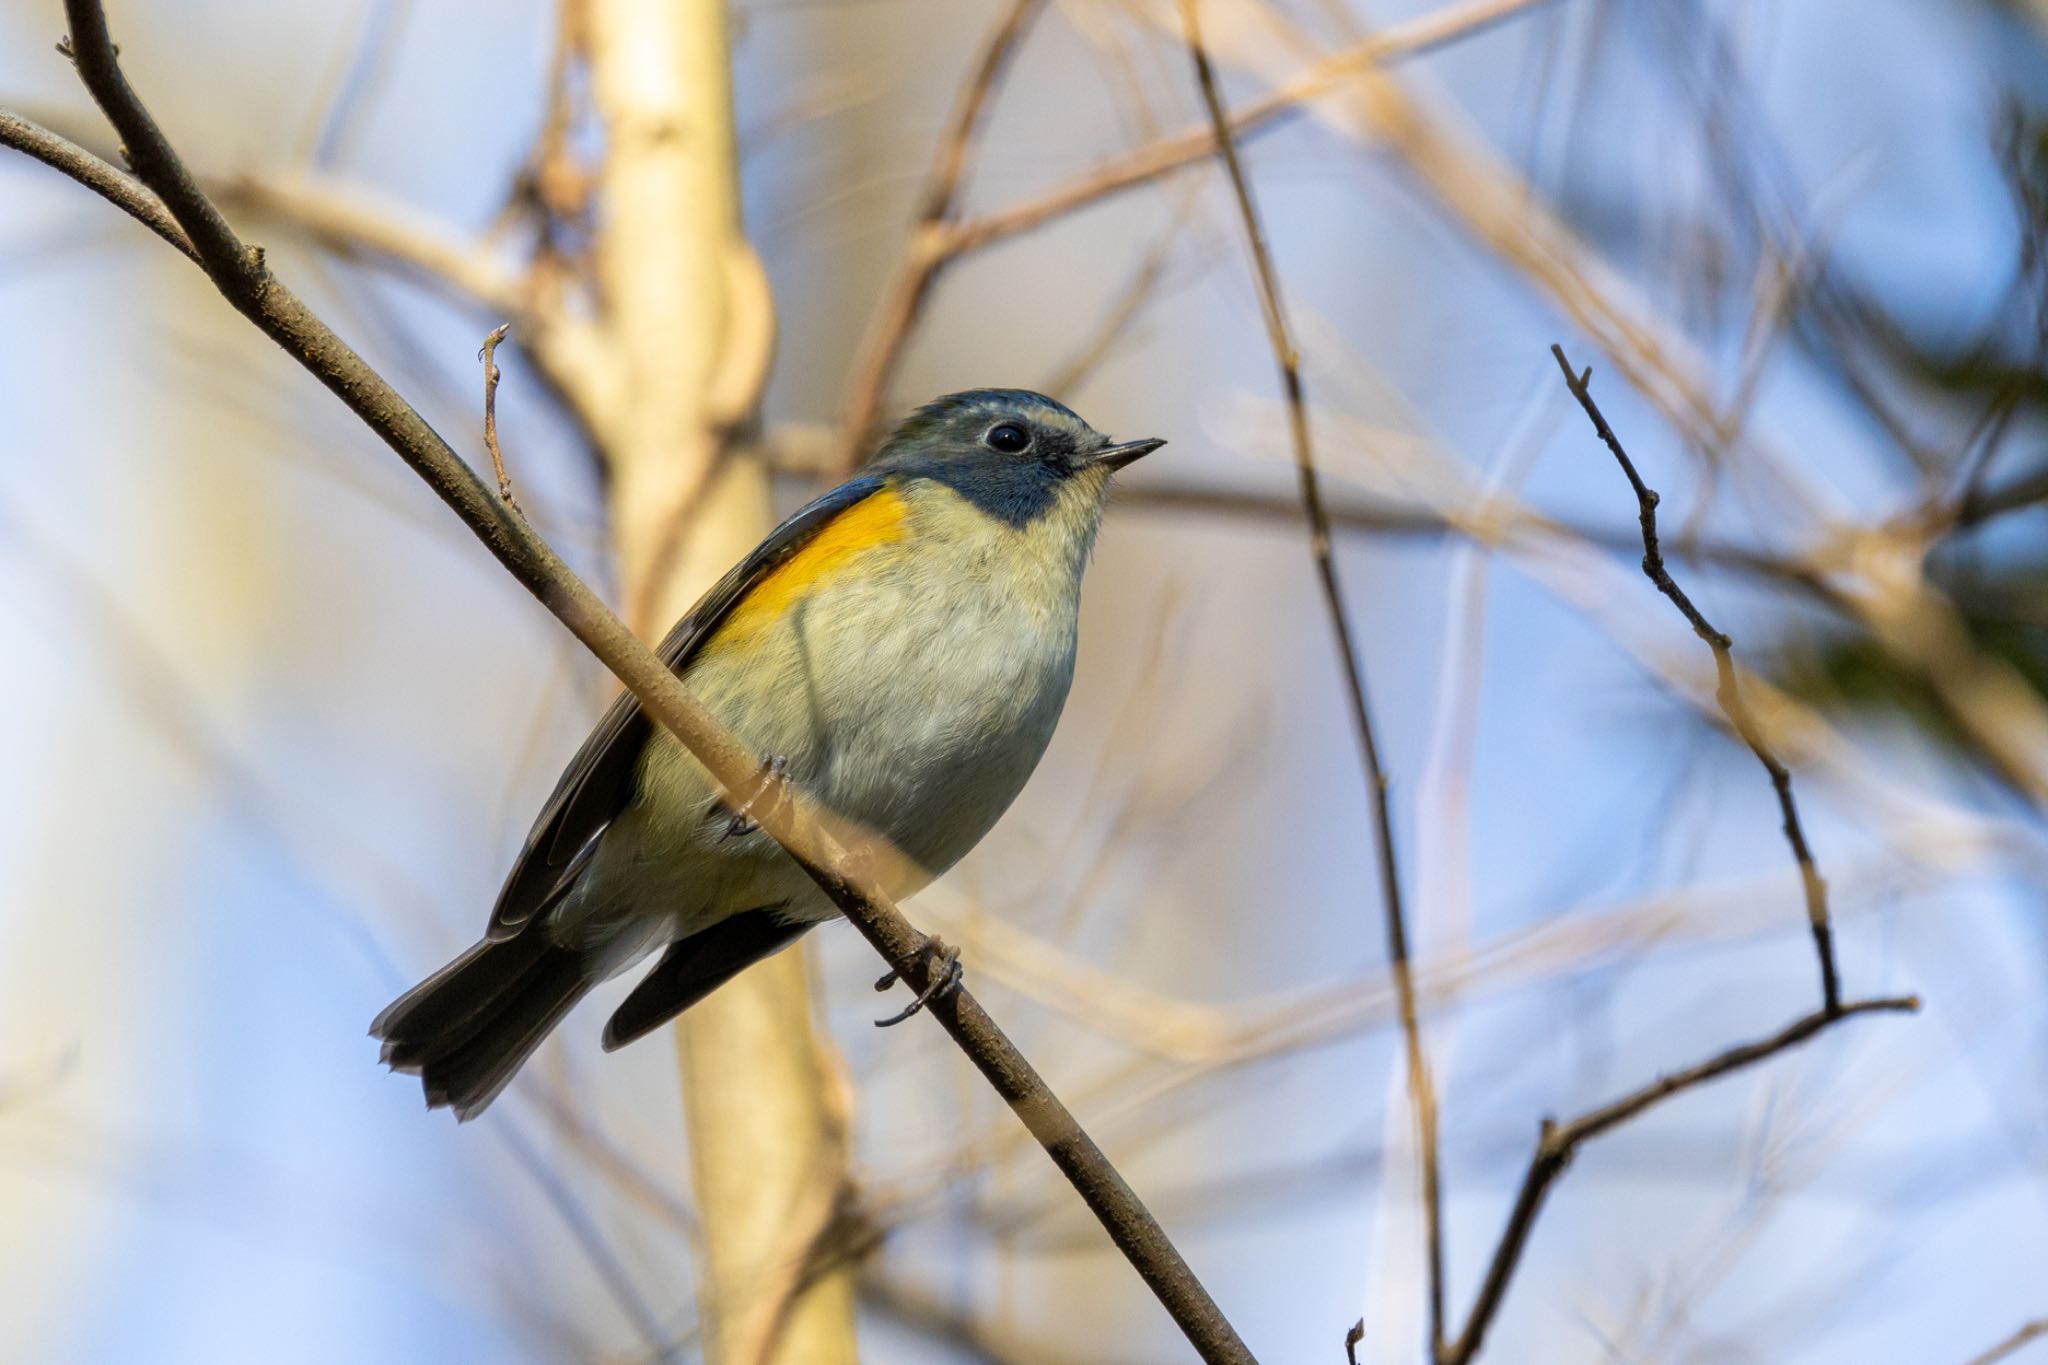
[
  {"xmin": 1179, "ymin": 0, "xmax": 1444, "ymax": 1353},
  {"xmin": 953, "ymin": 0, "xmax": 1550, "ymax": 258},
  {"xmin": 1440, "ymin": 994, "xmax": 1918, "ymax": 1364},
  {"xmin": 0, "ymin": 108, "xmax": 196, "ymax": 263},
  {"xmin": 1550, "ymin": 344, "xmax": 1842, "ymax": 1015},
  {"xmin": 1344, "ymin": 1319, "xmax": 1365, "ymax": 1365},
  {"xmin": 1959, "ymin": 1318, "xmax": 2048, "ymax": 1365},
  {"xmin": 837, "ymin": 0, "xmax": 1550, "ymax": 463},
  {"xmin": 477, "ymin": 322, "xmax": 522, "ymax": 513},
  {"xmin": 834, "ymin": 0, "xmax": 1049, "ymax": 466}
]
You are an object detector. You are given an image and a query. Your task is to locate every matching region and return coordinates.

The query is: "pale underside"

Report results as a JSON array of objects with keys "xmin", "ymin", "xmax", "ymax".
[{"xmin": 553, "ymin": 475, "xmax": 1104, "ymax": 977}]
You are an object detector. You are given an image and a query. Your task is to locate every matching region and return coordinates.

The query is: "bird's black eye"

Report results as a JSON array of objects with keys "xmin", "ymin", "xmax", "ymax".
[{"xmin": 985, "ymin": 422, "xmax": 1031, "ymax": 454}]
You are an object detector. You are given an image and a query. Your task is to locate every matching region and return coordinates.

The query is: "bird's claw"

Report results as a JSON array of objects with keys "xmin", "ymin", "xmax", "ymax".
[
  {"xmin": 721, "ymin": 754, "xmax": 789, "ymax": 840},
  {"xmin": 873, "ymin": 937, "xmax": 964, "ymax": 1027}
]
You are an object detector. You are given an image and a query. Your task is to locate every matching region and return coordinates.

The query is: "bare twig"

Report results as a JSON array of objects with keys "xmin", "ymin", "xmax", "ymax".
[
  {"xmin": 225, "ymin": 173, "xmax": 529, "ymax": 315},
  {"xmin": 1120, "ymin": 486, "xmax": 1833, "ymax": 595},
  {"xmin": 829, "ymin": 0, "xmax": 1542, "ymax": 464},
  {"xmin": 478, "ymin": 322, "xmax": 522, "ymax": 512},
  {"xmin": 922, "ymin": 0, "xmax": 1047, "ymax": 228},
  {"xmin": 1178, "ymin": 0, "xmax": 1443, "ymax": 1352},
  {"xmin": 1551, "ymin": 345, "xmax": 1843, "ymax": 1014},
  {"xmin": 7, "ymin": 7, "xmax": 1254, "ymax": 1361},
  {"xmin": 834, "ymin": 0, "xmax": 1049, "ymax": 465},
  {"xmin": 1959, "ymin": 1318, "xmax": 2048, "ymax": 1365},
  {"xmin": 739, "ymin": 1172, "xmax": 866, "ymax": 1365},
  {"xmin": 0, "ymin": 108, "xmax": 196, "ymax": 263},
  {"xmin": 211, "ymin": 172, "xmax": 614, "ymax": 437},
  {"xmin": 1439, "ymin": 995, "xmax": 1920, "ymax": 1365},
  {"xmin": 1951, "ymin": 461, "xmax": 2048, "ymax": 532},
  {"xmin": 955, "ymin": 0, "xmax": 1550, "ymax": 257},
  {"xmin": 494, "ymin": 1119, "xmax": 674, "ymax": 1352}
]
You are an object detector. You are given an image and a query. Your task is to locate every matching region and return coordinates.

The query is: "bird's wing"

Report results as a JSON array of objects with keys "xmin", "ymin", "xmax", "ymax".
[{"xmin": 485, "ymin": 474, "xmax": 895, "ymax": 940}]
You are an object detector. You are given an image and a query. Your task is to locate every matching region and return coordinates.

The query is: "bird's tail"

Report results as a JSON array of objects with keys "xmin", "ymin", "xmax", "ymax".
[{"xmin": 371, "ymin": 929, "xmax": 594, "ymax": 1120}]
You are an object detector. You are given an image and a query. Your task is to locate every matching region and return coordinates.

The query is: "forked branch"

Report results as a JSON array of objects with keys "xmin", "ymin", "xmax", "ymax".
[
  {"xmin": 1551, "ymin": 344, "xmax": 1841, "ymax": 1013},
  {"xmin": 1439, "ymin": 994, "xmax": 1918, "ymax": 1364},
  {"xmin": 1419, "ymin": 344, "xmax": 1925, "ymax": 1364}
]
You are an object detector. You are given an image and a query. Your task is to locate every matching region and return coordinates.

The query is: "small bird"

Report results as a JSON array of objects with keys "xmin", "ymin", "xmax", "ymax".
[{"xmin": 372, "ymin": 389, "xmax": 1163, "ymax": 1118}]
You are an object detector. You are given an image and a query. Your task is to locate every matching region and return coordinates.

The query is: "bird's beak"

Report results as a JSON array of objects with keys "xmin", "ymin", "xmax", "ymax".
[{"xmin": 1091, "ymin": 436, "xmax": 1166, "ymax": 470}]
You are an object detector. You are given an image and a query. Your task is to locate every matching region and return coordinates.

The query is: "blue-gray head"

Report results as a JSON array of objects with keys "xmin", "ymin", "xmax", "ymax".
[{"xmin": 869, "ymin": 389, "xmax": 1164, "ymax": 529}]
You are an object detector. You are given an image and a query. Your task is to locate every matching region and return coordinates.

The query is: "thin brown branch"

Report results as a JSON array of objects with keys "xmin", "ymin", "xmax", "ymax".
[
  {"xmin": 921, "ymin": 0, "xmax": 1047, "ymax": 227},
  {"xmin": 1041, "ymin": 186, "xmax": 1192, "ymax": 400},
  {"xmin": 55, "ymin": 19, "xmax": 247, "ymax": 281},
  {"xmin": 0, "ymin": 108, "xmax": 196, "ymax": 263},
  {"xmin": 862, "ymin": 1273, "xmax": 1090, "ymax": 1365},
  {"xmin": 1112, "ymin": 483, "xmax": 1842, "ymax": 601},
  {"xmin": 1551, "ymin": 344, "xmax": 1843, "ymax": 1014},
  {"xmin": 741, "ymin": 1173, "xmax": 868, "ymax": 1365},
  {"xmin": 1952, "ymin": 461, "xmax": 2048, "ymax": 532},
  {"xmin": 10, "ymin": 7, "xmax": 1255, "ymax": 1361},
  {"xmin": 1959, "ymin": 1318, "xmax": 2048, "ymax": 1365},
  {"xmin": 225, "ymin": 173, "xmax": 531, "ymax": 315},
  {"xmin": 478, "ymin": 322, "xmax": 522, "ymax": 512},
  {"xmin": 834, "ymin": 0, "xmax": 1050, "ymax": 466},
  {"xmin": 494, "ymin": 1119, "xmax": 673, "ymax": 1351},
  {"xmin": 1177, "ymin": 0, "xmax": 1443, "ymax": 1352},
  {"xmin": 954, "ymin": 0, "xmax": 1551, "ymax": 256},
  {"xmin": 1440, "ymin": 995, "xmax": 1919, "ymax": 1365},
  {"xmin": 216, "ymin": 172, "xmax": 614, "ymax": 436}
]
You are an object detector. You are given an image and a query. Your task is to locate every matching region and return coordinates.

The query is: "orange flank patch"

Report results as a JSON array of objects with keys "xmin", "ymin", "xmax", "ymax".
[{"xmin": 707, "ymin": 485, "xmax": 911, "ymax": 653}]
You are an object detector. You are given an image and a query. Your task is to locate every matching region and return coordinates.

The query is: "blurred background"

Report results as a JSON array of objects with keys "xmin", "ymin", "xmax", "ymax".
[{"xmin": 2, "ymin": 0, "xmax": 2045, "ymax": 1361}]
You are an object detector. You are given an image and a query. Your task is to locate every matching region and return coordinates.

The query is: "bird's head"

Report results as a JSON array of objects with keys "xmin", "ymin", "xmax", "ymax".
[{"xmin": 869, "ymin": 389, "xmax": 1164, "ymax": 530}]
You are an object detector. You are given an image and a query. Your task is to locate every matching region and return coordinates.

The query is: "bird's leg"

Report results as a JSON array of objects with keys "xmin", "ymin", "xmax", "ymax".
[
  {"xmin": 873, "ymin": 935, "xmax": 964, "ymax": 1027},
  {"xmin": 720, "ymin": 754, "xmax": 789, "ymax": 840}
]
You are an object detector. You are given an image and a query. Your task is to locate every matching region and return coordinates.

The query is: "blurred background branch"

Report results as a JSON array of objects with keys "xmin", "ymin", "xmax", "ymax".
[{"xmin": 1178, "ymin": 0, "xmax": 1447, "ymax": 1351}]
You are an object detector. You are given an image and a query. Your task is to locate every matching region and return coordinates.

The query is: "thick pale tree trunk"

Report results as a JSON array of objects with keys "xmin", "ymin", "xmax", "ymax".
[{"xmin": 583, "ymin": 1, "xmax": 862, "ymax": 1360}]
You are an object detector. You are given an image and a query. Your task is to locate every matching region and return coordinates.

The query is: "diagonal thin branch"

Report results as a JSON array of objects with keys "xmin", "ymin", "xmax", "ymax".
[
  {"xmin": 954, "ymin": 0, "xmax": 1550, "ymax": 256},
  {"xmin": 224, "ymin": 172, "xmax": 533, "ymax": 317},
  {"xmin": 7, "ymin": 6, "xmax": 1255, "ymax": 1361},
  {"xmin": 1959, "ymin": 1318, "xmax": 2048, "ymax": 1365},
  {"xmin": 478, "ymin": 322, "xmax": 522, "ymax": 512},
  {"xmin": 0, "ymin": 108, "xmax": 196, "ymax": 263},
  {"xmin": 834, "ymin": 0, "xmax": 1050, "ymax": 465},
  {"xmin": 1177, "ymin": 0, "xmax": 1444, "ymax": 1353},
  {"xmin": 1439, "ymin": 994, "xmax": 1919, "ymax": 1365},
  {"xmin": 210, "ymin": 172, "xmax": 615, "ymax": 440},
  {"xmin": 54, "ymin": 21, "xmax": 247, "ymax": 279},
  {"xmin": 1551, "ymin": 344, "xmax": 1842, "ymax": 1014},
  {"xmin": 824, "ymin": 0, "xmax": 1544, "ymax": 474},
  {"xmin": 837, "ymin": 0, "xmax": 1544, "ymax": 471}
]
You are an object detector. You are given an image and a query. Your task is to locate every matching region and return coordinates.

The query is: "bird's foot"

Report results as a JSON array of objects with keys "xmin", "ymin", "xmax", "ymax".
[
  {"xmin": 720, "ymin": 754, "xmax": 789, "ymax": 840},
  {"xmin": 873, "ymin": 936, "xmax": 964, "ymax": 1027}
]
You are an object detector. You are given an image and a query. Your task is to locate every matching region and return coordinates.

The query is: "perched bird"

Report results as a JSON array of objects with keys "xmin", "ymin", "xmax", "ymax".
[{"xmin": 372, "ymin": 389, "xmax": 1163, "ymax": 1118}]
